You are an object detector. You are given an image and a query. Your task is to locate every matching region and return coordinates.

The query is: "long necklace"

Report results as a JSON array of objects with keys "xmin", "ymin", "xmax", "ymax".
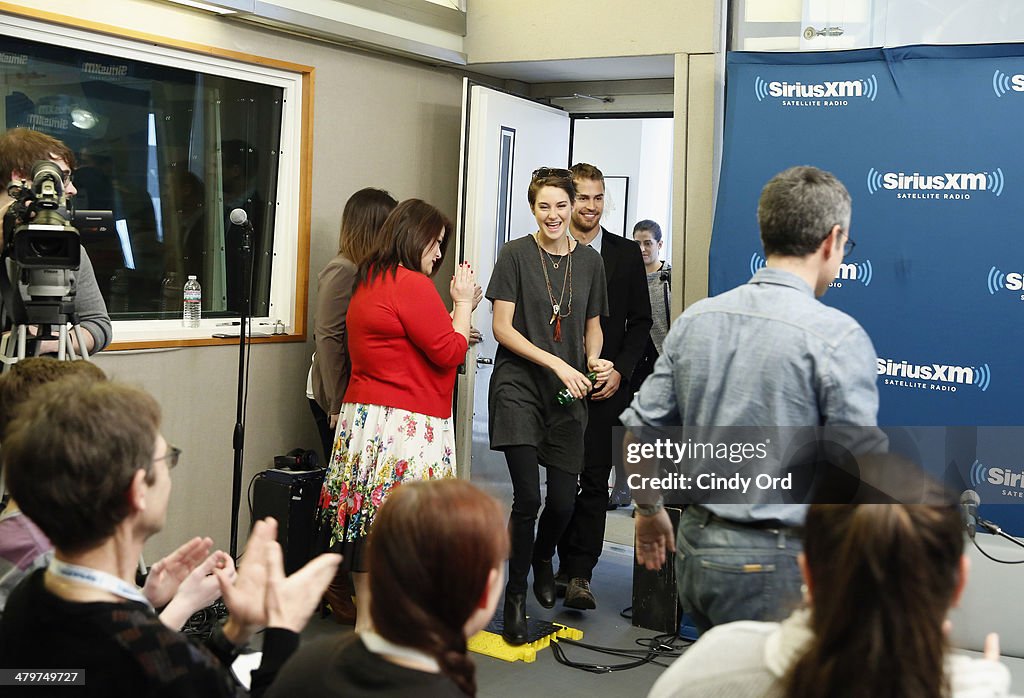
[{"xmin": 536, "ymin": 232, "xmax": 573, "ymax": 341}]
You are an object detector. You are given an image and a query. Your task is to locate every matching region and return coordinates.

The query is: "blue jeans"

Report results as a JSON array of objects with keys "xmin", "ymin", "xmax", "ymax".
[{"xmin": 675, "ymin": 507, "xmax": 803, "ymax": 635}]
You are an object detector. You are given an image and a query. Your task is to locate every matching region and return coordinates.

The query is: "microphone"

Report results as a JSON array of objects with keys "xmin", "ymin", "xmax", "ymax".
[
  {"xmin": 961, "ymin": 489, "xmax": 980, "ymax": 539},
  {"xmin": 229, "ymin": 208, "xmax": 253, "ymax": 253},
  {"xmin": 229, "ymin": 208, "xmax": 252, "ymax": 229}
]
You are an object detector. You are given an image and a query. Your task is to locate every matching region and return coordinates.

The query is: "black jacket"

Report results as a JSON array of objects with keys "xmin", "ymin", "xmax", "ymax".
[{"xmin": 596, "ymin": 229, "xmax": 653, "ymax": 385}]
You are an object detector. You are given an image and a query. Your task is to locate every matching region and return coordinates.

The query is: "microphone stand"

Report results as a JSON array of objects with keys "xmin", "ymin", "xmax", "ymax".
[
  {"xmin": 228, "ymin": 221, "xmax": 253, "ymax": 559},
  {"xmin": 979, "ymin": 518, "xmax": 1024, "ymax": 551}
]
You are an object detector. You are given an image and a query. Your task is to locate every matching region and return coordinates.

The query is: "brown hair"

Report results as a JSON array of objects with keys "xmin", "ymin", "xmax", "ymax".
[
  {"xmin": 0, "ymin": 128, "xmax": 77, "ymax": 189},
  {"xmin": 569, "ymin": 161, "xmax": 604, "ymax": 186},
  {"xmin": 758, "ymin": 165, "xmax": 851, "ymax": 258},
  {"xmin": 337, "ymin": 187, "xmax": 398, "ymax": 263},
  {"xmin": 368, "ymin": 479, "xmax": 508, "ymax": 696},
  {"xmin": 527, "ymin": 169, "xmax": 575, "ymax": 208},
  {"xmin": 785, "ymin": 467, "xmax": 962, "ymax": 698},
  {"xmin": 357, "ymin": 199, "xmax": 452, "ymax": 285},
  {"xmin": 4, "ymin": 381, "xmax": 162, "ymax": 554},
  {"xmin": 0, "ymin": 357, "xmax": 107, "ymax": 439}
]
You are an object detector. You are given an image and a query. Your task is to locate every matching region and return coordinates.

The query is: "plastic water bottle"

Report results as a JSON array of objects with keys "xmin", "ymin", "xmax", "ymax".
[
  {"xmin": 554, "ymin": 371, "xmax": 598, "ymax": 405},
  {"xmin": 183, "ymin": 275, "xmax": 201, "ymax": 328}
]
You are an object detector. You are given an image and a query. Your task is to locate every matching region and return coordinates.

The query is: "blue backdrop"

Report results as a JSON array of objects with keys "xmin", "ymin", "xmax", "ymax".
[{"xmin": 712, "ymin": 45, "xmax": 1024, "ymax": 530}]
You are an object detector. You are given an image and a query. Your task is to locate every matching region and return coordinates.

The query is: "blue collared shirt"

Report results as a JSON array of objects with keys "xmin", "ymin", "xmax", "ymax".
[{"xmin": 620, "ymin": 267, "xmax": 880, "ymax": 525}]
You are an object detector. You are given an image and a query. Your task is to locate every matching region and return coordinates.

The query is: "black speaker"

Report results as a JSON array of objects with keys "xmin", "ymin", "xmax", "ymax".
[
  {"xmin": 632, "ymin": 506, "xmax": 682, "ymax": 634},
  {"xmin": 252, "ymin": 468, "xmax": 324, "ymax": 574}
]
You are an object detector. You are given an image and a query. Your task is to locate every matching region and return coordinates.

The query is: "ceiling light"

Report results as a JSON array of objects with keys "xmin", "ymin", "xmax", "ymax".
[{"xmin": 71, "ymin": 108, "xmax": 98, "ymax": 130}]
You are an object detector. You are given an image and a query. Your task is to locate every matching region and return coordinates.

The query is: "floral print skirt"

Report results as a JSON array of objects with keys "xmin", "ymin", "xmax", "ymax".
[{"xmin": 316, "ymin": 402, "xmax": 456, "ymax": 571}]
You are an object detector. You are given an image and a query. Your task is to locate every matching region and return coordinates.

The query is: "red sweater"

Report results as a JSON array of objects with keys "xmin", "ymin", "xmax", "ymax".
[{"xmin": 343, "ymin": 266, "xmax": 468, "ymax": 418}]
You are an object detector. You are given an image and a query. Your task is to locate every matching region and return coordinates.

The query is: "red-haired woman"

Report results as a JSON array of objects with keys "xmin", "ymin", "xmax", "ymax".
[{"xmin": 270, "ymin": 479, "xmax": 507, "ymax": 697}]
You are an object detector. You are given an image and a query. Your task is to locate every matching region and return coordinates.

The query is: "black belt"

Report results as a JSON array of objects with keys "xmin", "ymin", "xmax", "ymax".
[{"xmin": 688, "ymin": 505, "xmax": 803, "ymax": 534}]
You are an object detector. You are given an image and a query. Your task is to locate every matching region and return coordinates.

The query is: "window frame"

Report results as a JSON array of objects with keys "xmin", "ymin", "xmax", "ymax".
[{"xmin": 0, "ymin": 6, "xmax": 313, "ymax": 350}]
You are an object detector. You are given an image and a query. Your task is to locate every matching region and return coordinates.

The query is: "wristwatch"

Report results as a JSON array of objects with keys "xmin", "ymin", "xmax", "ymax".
[{"xmin": 633, "ymin": 498, "xmax": 664, "ymax": 517}]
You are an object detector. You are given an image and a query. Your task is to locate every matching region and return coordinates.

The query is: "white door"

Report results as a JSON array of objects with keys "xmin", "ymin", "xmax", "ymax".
[{"xmin": 453, "ymin": 81, "xmax": 570, "ymax": 503}]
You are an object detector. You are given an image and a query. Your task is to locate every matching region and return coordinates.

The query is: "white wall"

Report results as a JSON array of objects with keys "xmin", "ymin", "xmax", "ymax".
[
  {"xmin": 571, "ymin": 117, "xmax": 673, "ymax": 259},
  {"xmin": 1, "ymin": 0, "xmax": 464, "ymax": 560},
  {"xmin": 466, "ymin": 0, "xmax": 715, "ymax": 62}
]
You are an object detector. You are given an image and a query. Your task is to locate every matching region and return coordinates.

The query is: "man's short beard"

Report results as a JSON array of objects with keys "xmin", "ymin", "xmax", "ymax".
[{"xmin": 573, "ymin": 214, "xmax": 600, "ymax": 235}]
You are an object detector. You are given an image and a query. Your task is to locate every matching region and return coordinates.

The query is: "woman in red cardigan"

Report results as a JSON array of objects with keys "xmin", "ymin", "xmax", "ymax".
[{"xmin": 317, "ymin": 199, "xmax": 476, "ymax": 631}]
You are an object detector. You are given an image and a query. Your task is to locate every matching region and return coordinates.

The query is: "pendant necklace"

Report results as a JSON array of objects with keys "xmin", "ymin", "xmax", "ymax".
[{"xmin": 536, "ymin": 232, "xmax": 573, "ymax": 341}]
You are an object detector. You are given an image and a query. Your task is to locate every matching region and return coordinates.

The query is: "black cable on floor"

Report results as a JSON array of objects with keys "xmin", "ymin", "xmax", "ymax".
[
  {"xmin": 973, "ymin": 536, "xmax": 1024, "ymax": 564},
  {"xmin": 550, "ymin": 632, "xmax": 692, "ymax": 674}
]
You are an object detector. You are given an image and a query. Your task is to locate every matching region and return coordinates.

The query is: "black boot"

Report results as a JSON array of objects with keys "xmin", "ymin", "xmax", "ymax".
[
  {"xmin": 532, "ymin": 558, "xmax": 556, "ymax": 608},
  {"xmin": 502, "ymin": 589, "xmax": 528, "ymax": 645}
]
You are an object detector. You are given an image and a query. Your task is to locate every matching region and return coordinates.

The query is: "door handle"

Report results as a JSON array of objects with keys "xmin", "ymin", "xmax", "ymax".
[
  {"xmin": 476, "ymin": 356, "xmax": 494, "ymax": 367},
  {"xmin": 803, "ymin": 25, "xmax": 844, "ymax": 40}
]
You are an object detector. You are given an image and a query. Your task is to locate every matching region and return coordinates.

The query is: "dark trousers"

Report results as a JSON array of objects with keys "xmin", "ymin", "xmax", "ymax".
[
  {"xmin": 557, "ymin": 393, "xmax": 627, "ymax": 581},
  {"xmin": 505, "ymin": 445, "xmax": 578, "ymax": 595},
  {"xmin": 308, "ymin": 398, "xmax": 334, "ymax": 465}
]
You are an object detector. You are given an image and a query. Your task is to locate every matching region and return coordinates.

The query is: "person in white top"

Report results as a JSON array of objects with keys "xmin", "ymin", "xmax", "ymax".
[{"xmin": 649, "ymin": 455, "xmax": 1016, "ymax": 698}]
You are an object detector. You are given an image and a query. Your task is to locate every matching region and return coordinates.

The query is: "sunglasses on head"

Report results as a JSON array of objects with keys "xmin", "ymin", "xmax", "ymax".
[{"xmin": 532, "ymin": 167, "xmax": 572, "ymax": 180}]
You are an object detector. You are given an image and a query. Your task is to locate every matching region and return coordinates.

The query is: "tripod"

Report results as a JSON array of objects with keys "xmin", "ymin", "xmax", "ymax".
[{"xmin": 0, "ymin": 259, "xmax": 90, "ymax": 370}]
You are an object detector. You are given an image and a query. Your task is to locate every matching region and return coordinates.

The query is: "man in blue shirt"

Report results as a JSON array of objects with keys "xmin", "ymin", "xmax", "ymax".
[{"xmin": 621, "ymin": 166, "xmax": 880, "ymax": 633}]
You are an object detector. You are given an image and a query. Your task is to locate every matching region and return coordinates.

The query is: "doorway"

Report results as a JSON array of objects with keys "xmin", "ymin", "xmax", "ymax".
[{"xmin": 455, "ymin": 83, "xmax": 674, "ymax": 549}]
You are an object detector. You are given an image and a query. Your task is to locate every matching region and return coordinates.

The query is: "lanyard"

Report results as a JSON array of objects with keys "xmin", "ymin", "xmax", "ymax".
[
  {"xmin": 48, "ymin": 558, "xmax": 152, "ymax": 609},
  {"xmin": 361, "ymin": 630, "xmax": 440, "ymax": 672}
]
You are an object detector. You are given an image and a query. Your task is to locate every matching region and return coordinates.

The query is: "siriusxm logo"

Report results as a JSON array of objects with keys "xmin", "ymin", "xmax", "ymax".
[
  {"xmin": 866, "ymin": 167, "xmax": 1004, "ymax": 199},
  {"xmin": 0, "ymin": 52, "xmax": 27, "ymax": 66},
  {"xmin": 877, "ymin": 358, "xmax": 991, "ymax": 392},
  {"xmin": 986, "ymin": 266, "xmax": 1024, "ymax": 296},
  {"xmin": 992, "ymin": 69, "xmax": 1024, "ymax": 97},
  {"xmin": 749, "ymin": 253, "xmax": 872, "ymax": 287},
  {"xmin": 754, "ymin": 75, "xmax": 878, "ymax": 106},
  {"xmin": 970, "ymin": 459, "xmax": 1024, "ymax": 495},
  {"xmin": 81, "ymin": 61, "xmax": 129, "ymax": 78}
]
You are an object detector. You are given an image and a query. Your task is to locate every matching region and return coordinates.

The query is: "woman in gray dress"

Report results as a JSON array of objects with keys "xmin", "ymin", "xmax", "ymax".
[{"xmin": 486, "ymin": 168, "xmax": 612, "ymax": 644}]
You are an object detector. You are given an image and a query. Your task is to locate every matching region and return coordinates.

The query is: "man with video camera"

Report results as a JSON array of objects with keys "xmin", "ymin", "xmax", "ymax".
[{"xmin": 0, "ymin": 128, "xmax": 111, "ymax": 356}]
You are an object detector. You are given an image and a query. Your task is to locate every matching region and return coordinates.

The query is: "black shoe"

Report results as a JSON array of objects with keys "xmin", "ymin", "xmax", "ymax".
[
  {"xmin": 502, "ymin": 591, "xmax": 528, "ymax": 645},
  {"xmin": 554, "ymin": 570, "xmax": 569, "ymax": 598},
  {"xmin": 564, "ymin": 577, "xmax": 597, "ymax": 610},
  {"xmin": 607, "ymin": 489, "xmax": 631, "ymax": 510},
  {"xmin": 532, "ymin": 559, "xmax": 556, "ymax": 609}
]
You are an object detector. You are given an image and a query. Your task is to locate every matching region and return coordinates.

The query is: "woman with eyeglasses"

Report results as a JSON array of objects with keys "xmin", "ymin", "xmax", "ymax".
[{"xmin": 486, "ymin": 167, "xmax": 612, "ymax": 644}]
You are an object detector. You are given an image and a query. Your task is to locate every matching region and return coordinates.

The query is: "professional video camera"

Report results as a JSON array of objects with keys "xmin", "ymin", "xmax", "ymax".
[
  {"xmin": 0, "ymin": 159, "xmax": 107, "ymax": 364},
  {"xmin": 3, "ymin": 159, "xmax": 80, "ymax": 294}
]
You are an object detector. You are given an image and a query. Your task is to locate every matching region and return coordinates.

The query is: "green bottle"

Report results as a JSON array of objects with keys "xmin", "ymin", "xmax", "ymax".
[{"xmin": 555, "ymin": 371, "xmax": 598, "ymax": 405}]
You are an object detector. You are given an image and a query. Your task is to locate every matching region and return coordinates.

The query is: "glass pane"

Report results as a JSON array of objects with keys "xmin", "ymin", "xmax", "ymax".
[{"xmin": 0, "ymin": 34, "xmax": 283, "ymax": 320}]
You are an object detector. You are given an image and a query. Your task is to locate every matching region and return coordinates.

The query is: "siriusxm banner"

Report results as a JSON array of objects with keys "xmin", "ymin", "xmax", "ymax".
[{"xmin": 712, "ymin": 45, "xmax": 1024, "ymax": 529}]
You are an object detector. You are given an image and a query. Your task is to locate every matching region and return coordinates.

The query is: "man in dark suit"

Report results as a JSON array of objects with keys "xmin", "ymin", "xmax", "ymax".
[{"xmin": 556, "ymin": 162, "xmax": 652, "ymax": 609}]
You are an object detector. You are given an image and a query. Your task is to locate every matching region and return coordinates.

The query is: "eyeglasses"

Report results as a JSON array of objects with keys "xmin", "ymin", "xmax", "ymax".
[
  {"xmin": 60, "ymin": 170, "xmax": 74, "ymax": 188},
  {"xmin": 154, "ymin": 445, "xmax": 182, "ymax": 469},
  {"xmin": 842, "ymin": 233, "xmax": 856, "ymax": 256},
  {"xmin": 532, "ymin": 167, "xmax": 572, "ymax": 180}
]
